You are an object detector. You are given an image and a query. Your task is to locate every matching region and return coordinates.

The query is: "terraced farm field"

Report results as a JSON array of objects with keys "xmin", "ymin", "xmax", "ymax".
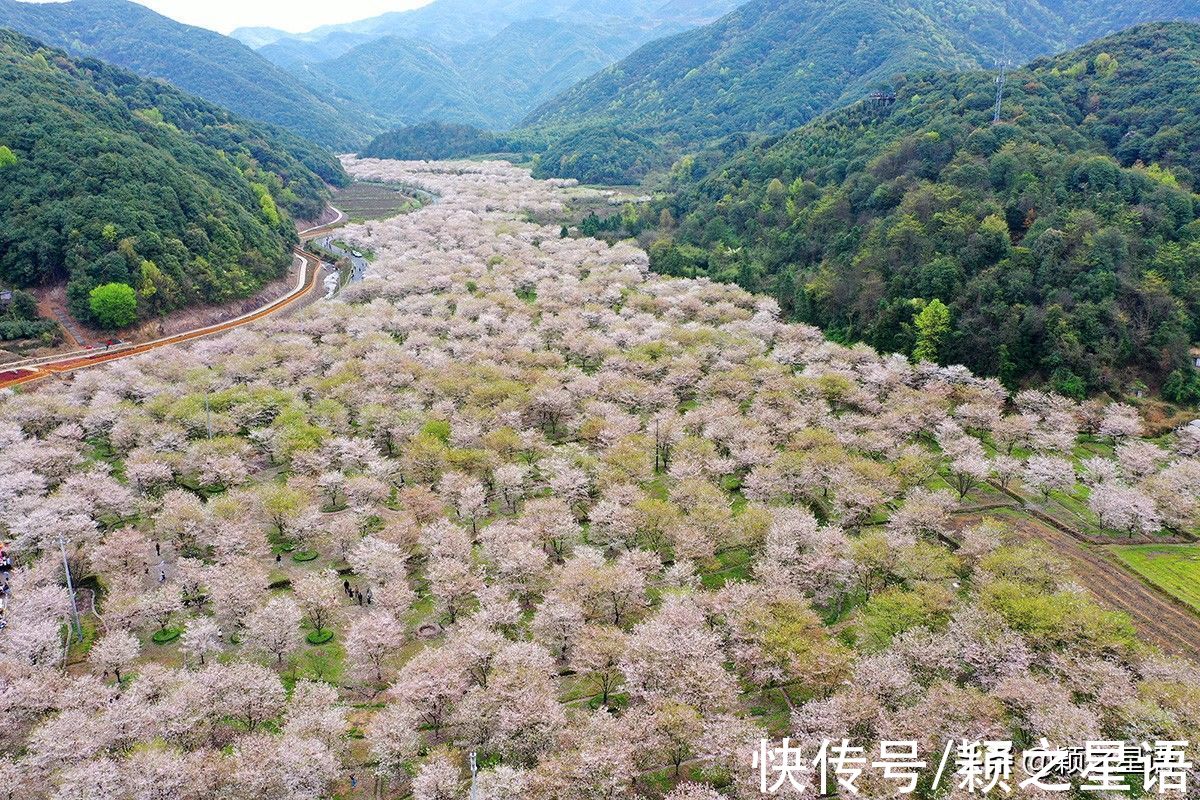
[
  {"xmin": 333, "ymin": 181, "xmax": 422, "ymax": 221},
  {"xmin": 1110, "ymin": 544, "xmax": 1200, "ymax": 613}
]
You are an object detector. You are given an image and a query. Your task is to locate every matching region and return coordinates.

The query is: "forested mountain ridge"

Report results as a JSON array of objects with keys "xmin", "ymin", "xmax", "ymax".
[
  {"xmin": 250, "ymin": 0, "xmax": 743, "ymax": 64},
  {"xmin": 249, "ymin": 0, "xmax": 744, "ymax": 133},
  {"xmin": 522, "ymin": 0, "xmax": 1200, "ymax": 181},
  {"xmin": 311, "ymin": 35, "xmax": 481, "ymax": 126},
  {"xmin": 0, "ymin": 30, "xmax": 341, "ymax": 326},
  {"xmin": 654, "ymin": 22, "xmax": 1200, "ymax": 396},
  {"xmin": 0, "ymin": 0, "xmax": 381, "ymax": 149},
  {"xmin": 312, "ymin": 18, "xmax": 639, "ymax": 130}
]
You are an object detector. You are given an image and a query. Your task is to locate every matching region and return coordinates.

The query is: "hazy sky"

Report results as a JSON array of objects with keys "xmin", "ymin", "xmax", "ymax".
[{"xmin": 29, "ymin": 0, "xmax": 434, "ymax": 34}]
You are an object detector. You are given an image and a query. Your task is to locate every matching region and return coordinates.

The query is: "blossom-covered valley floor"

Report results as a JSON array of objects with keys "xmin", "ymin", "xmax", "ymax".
[{"xmin": 2, "ymin": 159, "xmax": 1199, "ymax": 799}]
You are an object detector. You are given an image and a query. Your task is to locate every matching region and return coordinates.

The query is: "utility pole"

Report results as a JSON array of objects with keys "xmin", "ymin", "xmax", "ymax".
[
  {"xmin": 58, "ymin": 534, "xmax": 82, "ymax": 642},
  {"xmin": 469, "ymin": 751, "xmax": 479, "ymax": 800},
  {"xmin": 993, "ymin": 61, "xmax": 1008, "ymax": 124},
  {"xmin": 204, "ymin": 368, "xmax": 218, "ymax": 441}
]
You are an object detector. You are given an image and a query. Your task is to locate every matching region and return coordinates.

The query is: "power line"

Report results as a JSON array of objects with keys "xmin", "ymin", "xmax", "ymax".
[
  {"xmin": 993, "ymin": 60, "xmax": 1008, "ymax": 124},
  {"xmin": 59, "ymin": 534, "xmax": 82, "ymax": 642}
]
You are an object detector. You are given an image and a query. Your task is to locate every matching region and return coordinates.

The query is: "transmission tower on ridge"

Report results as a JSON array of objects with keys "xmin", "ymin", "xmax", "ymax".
[{"xmin": 993, "ymin": 60, "xmax": 1008, "ymax": 124}]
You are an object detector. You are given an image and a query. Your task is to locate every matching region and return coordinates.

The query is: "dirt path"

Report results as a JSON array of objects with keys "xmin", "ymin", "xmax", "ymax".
[
  {"xmin": 36, "ymin": 291, "xmax": 84, "ymax": 348},
  {"xmin": 1011, "ymin": 515, "xmax": 1200, "ymax": 656}
]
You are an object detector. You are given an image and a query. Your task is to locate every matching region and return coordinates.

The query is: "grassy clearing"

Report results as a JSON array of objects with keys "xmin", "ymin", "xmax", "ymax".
[
  {"xmin": 1109, "ymin": 544, "xmax": 1200, "ymax": 612},
  {"xmin": 699, "ymin": 548, "xmax": 752, "ymax": 589},
  {"xmin": 64, "ymin": 614, "xmax": 98, "ymax": 665}
]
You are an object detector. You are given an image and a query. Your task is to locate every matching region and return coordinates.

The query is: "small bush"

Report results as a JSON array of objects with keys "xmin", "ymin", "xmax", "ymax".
[
  {"xmin": 151, "ymin": 627, "xmax": 181, "ymax": 644},
  {"xmin": 306, "ymin": 629, "xmax": 334, "ymax": 645}
]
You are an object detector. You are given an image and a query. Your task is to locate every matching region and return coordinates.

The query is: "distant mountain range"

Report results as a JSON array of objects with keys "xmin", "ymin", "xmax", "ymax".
[
  {"xmin": 3, "ymin": 0, "xmax": 1196, "ymax": 182},
  {"xmin": 235, "ymin": 0, "xmax": 745, "ymax": 131},
  {"xmin": 0, "ymin": 0, "xmax": 750, "ymax": 147},
  {"xmin": 301, "ymin": 18, "xmax": 643, "ymax": 130},
  {"xmin": 0, "ymin": 0, "xmax": 382, "ymax": 149},
  {"xmin": 236, "ymin": 0, "xmax": 741, "ymax": 62}
]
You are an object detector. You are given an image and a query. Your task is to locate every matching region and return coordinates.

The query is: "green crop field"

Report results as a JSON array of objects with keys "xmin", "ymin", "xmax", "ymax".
[{"xmin": 1110, "ymin": 545, "xmax": 1200, "ymax": 613}]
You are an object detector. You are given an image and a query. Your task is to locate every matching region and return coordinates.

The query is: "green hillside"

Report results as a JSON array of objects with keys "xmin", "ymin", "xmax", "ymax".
[
  {"xmin": 0, "ymin": 0, "xmax": 380, "ymax": 149},
  {"xmin": 654, "ymin": 22, "xmax": 1200, "ymax": 396},
  {"xmin": 318, "ymin": 19, "xmax": 636, "ymax": 131},
  {"xmin": 522, "ymin": 0, "xmax": 1199, "ymax": 181},
  {"xmin": 314, "ymin": 35, "xmax": 485, "ymax": 127},
  {"xmin": 0, "ymin": 31, "xmax": 342, "ymax": 326},
  {"xmin": 463, "ymin": 19, "xmax": 640, "ymax": 130},
  {"xmin": 359, "ymin": 123, "xmax": 540, "ymax": 162}
]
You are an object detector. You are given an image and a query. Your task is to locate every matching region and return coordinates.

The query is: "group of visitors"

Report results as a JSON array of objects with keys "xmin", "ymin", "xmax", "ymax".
[
  {"xmin": 342, "ymin": 579, "xmax": 371, "ymax": 607},
  {"xmin": 0, "ymin": 544, "xmax": 12, "ymax": 628}
]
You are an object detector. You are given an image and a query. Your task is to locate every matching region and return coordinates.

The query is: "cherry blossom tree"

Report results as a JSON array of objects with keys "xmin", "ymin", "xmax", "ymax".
[
  {"xmin": 413, "ymin": 751, "xmax": 465, "ymax": 800},
  {"xmin": 620, "ymin": 597, "xmax": 736, "ymax": 711},
  {"xmin": 569, "ymin": 624, "xmax": 627, "ymax": 707},
  {"xmin": 390, "ymin": 645, "xmax": 470, "ymax": 741},
  {"xmin": 89, "ymin": 630, "xmax": 140, "ymax": 685},
  {"xmin": 665, "ymin": 783, "xmax": 724, "ymax": 800},
  {"xmin": 428, "ymin": 555, "xmax": 482, "ymax": 624},
  {"xmin": 140, "ymin": 585, "xmax": 183, "ymax": 635},
  {"xmin": 348, "ymin": 535, "xmax": 409, "ymax": 586},
  {"xmin": 522, "ymin": 497, "xmax": 578, "ymax": 562},
  {"xmin": 180, "ymin": 615, "xmax": 224, "ymax": 666},
  {"xmin": 244, "ymin": 596, "xmax": 302, "ymax": 665},
  {"xmin": 156, "ymin": 488, "xmax": 208, "ymax": 555},
  {"xmin": 90, "ymin": 527, "xmax": 152, "ymax": 579},
  {"xmin": 293, "ymin": 569, "xmax": 343, "ymax": 640},
  {"xmin": 347, "ymin": 610, "xmax": 405, "ymax": 686},
  {"xmin": 531, "ymin": 594, "xmax": 584, "ymax": 661},
  {"xmin": 1022, "ymin": 456, "xmax": 1076, "ymax": 500},
  {"xmin": 367, "ymin": 702, "xmax": 423, "ymax": 791},
  {"xmin": 494, "ymin": 463, "xmax": 529, "ymax": 512},
  {"xmin": 283, "ymin": 680, "xmax": 348, "ymax": 753},
  {"xmin": 452, "ymin": 642, "xmax": 565, "ymax": 764},
  {"xmin": 1099, "ymin": 403, "xmax": 1142, "ymax": 442},
  {"xmin": 1088, "ymin": 482, "xmax": 1162, "ymax": 538},
  {"xmin": 208, "ymin": 559, "xmax": 268, "ymax": 637}
]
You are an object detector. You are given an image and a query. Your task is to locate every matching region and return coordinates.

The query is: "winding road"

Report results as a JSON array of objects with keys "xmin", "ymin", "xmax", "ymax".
[{"xmin": 0, "ymin": 213, "xmax": 346, "ymax": 392}]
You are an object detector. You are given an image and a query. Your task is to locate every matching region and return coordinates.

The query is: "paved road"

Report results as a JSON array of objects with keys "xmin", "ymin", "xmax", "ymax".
[
  {"xmin": 0, "ymin": 213, "xmax": 346, "ymax": 391},
  {"xmin": 316, "ymin": 236, "xmax": 369, "ymax": 285}
]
